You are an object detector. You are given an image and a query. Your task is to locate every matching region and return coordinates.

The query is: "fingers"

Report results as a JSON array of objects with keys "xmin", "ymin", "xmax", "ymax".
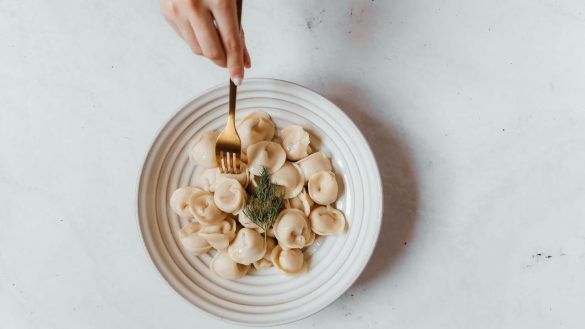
[
  {"xmin": 163, "ymin": 16, "xmax": 181, "ymax": 38},
  {"xmin": 189, "ymin": 9, "xmax": 227, "ymax": 67},
  {"xmin": 210, "ymin": 1, "xmax": 244, "ymax": 84},
  {"xmin": 161, "ymin": 0, "xmax": 202, "ymax": 54},
  {"xmin": 161, "ymin": 0, "xmax": 181, "ymax": 36},
  {"xmin": 176, "ymin": 17, "xmax": 203, "ymax": 55},
  {"xmin": 160, "ymin": 0, "xmax": 251, "ymax": 80}
]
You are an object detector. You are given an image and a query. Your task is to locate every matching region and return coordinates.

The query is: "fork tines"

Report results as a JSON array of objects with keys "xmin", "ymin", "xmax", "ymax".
[{"xmin": 219, "ymin": 151, "xmax": 240, "ymax": 174}]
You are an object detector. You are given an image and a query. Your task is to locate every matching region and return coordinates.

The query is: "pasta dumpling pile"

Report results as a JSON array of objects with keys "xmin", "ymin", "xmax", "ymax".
[{"xmin": 170, "ymin": 111, "xmax": 347, "ymax": 280}]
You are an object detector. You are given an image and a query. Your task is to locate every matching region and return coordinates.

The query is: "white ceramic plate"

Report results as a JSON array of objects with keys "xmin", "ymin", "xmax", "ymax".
[{"xmin": 137, "ymin": 78, "xmax": 382, "ymax": 326}]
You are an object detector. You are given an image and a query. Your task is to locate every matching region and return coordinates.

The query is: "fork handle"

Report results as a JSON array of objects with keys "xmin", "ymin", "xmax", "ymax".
[
  {"xmin": 228, "ymin": 0, "xmax": 243, "ymax": 125},
  {"xmin": 229, "ymin": 80, "xmax": 237, "ymax": 125}
]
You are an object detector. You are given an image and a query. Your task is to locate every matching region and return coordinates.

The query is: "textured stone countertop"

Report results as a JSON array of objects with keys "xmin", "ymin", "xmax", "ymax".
[{"xmin": 2, "ymin": 0, "xmax": 585, "ymax": 328}]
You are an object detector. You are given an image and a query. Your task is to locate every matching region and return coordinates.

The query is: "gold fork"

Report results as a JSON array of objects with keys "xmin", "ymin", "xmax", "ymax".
[
  {"xmin": 215, "ymin": 0, "xmax": 243, "ymax": 174},
  {"xmin": 215, "ymin": 80, "xmax": 242, "ymax": 174}
]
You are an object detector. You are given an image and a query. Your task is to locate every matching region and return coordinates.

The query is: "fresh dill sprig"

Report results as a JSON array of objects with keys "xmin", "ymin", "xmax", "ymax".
[{"xmin": 243, "ymin": 167, "xmax": 284, "ymax": 237}]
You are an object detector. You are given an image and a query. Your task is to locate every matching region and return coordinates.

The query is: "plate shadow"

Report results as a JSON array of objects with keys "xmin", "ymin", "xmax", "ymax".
[{"xmin": 321, "ymin": 82, "xmax": 419, "ymax": 287}]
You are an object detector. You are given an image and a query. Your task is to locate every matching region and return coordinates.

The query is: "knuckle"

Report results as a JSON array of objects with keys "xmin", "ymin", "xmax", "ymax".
[
  {"xmin": 170, "ymin": 1, "xmax": 180, "ymax": 14},
  {"xmin": 206, "ymin": 50, "xmax": 224, "ymax": 62},
  {"xmin": 184, "ymin": 0, "xmax": 201, "ymax": 11},
  {"xmin": 224, "ymin": 39, "xmax": 242, "ymax": 53}
]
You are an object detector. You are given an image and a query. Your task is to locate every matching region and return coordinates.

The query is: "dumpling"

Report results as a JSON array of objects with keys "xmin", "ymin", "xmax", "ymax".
[
  {"xmin": 270, "ymin": 162, "xmax": 304, "ymax": 199},
  {"xmin": 228, "ymin": 228, "xmax": 266, "ymax": 265},
  {"xmin": 193, "ymin": 166, "xmax": 217, "ymax": 192},
  {"xmin": 280, "ymin": 125, "xmax": 311, "ymax": 161},
  {"xmin": 295, "ymin": 152, "xmax": 332, "ymax": 182},
  {"xmin": 198, "ymin": 217, "xmax": 237, "ymax": 250},
  {"xmin": 188, "ymin": 191, "xmax": 226, "ymax": 225},
  {"xmin": 170, "ymin": 187, "xmax": 202, "ymax": 218},
  {"xmin": 237, "ymin": 112, "xmax": 276, "ymax": 152},
  {"xmin": 210, "ymin": 250, "xmax": 250, "ymax": 280},
  {"xmin": 253, "ymin": 237, "xmax": 277, "ymax": 269},
  {"xmin": 271, "ymin": 245, "xmax": 307, "ymax": 276},
  {"xmin": 177, "ymin": 223, "xmax": 211, "ymax": 255},
  {"xmin": 308, "ymin": 171, "xmax": 338, "ymax": 205},
  {"xmin": 237, "ymin": 211, "xmax": 276, "ymax": 237},
  {"xmin": 215, "ymin": 163, "xmax": 249, "ymax": 188},
  {"xmin": 189, "ymin": 131, "xmax": 219, "ymax": 168},
  {"xmin": 273, "ymin": 209, "xmax": 315, "ymax": 250},
  {"xmin": 309, "ymin": 206, "xmax": 346, "ymax": 235},
  {"xmin": 214, "ymin": 178, "xmax": 247, "ymax": 214},
  {"xmin": 284, "ymin": 188, "xmax": 314, "ymax": 216},
  {"xmin": 247, "ymin": 141, "xmax": 286, "ymax": 175},
  {"xmin": 237, "ymin": 210, "xmax": 264, "ymax": 233}
]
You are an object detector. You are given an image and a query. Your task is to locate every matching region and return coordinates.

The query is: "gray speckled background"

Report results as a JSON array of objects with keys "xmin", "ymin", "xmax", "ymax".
[{"xmin": 1, "ymin": 0, "xmax": 585, "ymax": 328}]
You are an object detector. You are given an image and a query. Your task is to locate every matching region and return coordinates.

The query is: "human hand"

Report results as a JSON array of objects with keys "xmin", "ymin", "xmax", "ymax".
[{"xmin": 161, "ymin": 0, "xmax": 251, "ymax": 85}]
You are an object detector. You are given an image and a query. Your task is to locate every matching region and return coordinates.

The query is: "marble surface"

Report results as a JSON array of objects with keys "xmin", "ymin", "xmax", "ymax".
[{"xmin": 2, "ymin": 0, "xmax": 585, "ymax": 328}]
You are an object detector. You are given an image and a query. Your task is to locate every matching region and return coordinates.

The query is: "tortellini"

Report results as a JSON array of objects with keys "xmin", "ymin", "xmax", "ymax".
[
  {"xmin": 237, "ymin": 211, "xmax": 275, "ymax": 237},
  {"xmin": 271, "ymin": 245, "xmax": 307, "ymax": 276},
  {"xmin": 193, "ymin": 166, "xmax": 217, "ymax": 192},
  {"xmin": 237, "ymin": 210, "xmax": 264, "ymax": 233},
  {"xmin": 228, "ymin": 228, "xmax": 266, "ymax": 265},
  {"xmin": 237, "ymin": 112, "xmax": 276, "ymax": 152},
  {"xmin": 247, "ymin": 141, "xmax": 286, "ymax": 175},
  {"xmin": 296, "ymin": 152, "xmax": 332, "ymax": 182},
  {"xmin": 195, "ymin": 163, "xmax": 249, "ymax": 193},
  {"xmin": 254, "ymin": 237, "xmax": 277, "ymax": 269},
  {"xmin": 188, "ymin": 190, "xmax": 226, "ymax": 225},
  {"xmin": 189, "ymin": 131, "xmax": 218, "ymax": 168},
  {"xmin": 270, "ymin": 162, "xmax": 304, "ymax": 199},
  {"xmin": 172, "ymin": 115, "xmax": 349, "ymax": 280},
  {"xmin": 213, "ymin": 179, "xmax": 247, "ymax": 214},
  {"xmin": 309, "ymin": 206, "xmax": 346, "ymax": 235},
  {"xmin": 273, "ymin": 209, "xmax": 315, "ymax": 250},
  {"xmin": 284, "ymin": 188, "xmax": 314, "ymax": 216},
  {"xmin": 170, "ymin": 186, "xmax": 202, "ymax": 218},
  {"xmin": 178, "ymin": 223, "xmax": 211, "ymax": 255},
  {"xmin": 215, "ymin": 162, "xmax": 249, "ymax": 188},
  {"xmin": 280, "ymin": 125, "xmax": 311, "ymax": 161},
  {"xmin": 211, "ymin": 250, "xmax": 250, "ymax": 280},
  {"xmin": 308, "ymin": 171, "xmax": 338, "ymax": 205},
  {"xmin": 198, "ymin": 217, "xmax": 237, "ymax": 250}
]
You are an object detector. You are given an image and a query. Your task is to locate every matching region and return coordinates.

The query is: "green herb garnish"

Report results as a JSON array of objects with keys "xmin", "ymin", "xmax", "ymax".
[{"xmin": 243, "ymin": 167, "xmax": 284, "ymax": 238}]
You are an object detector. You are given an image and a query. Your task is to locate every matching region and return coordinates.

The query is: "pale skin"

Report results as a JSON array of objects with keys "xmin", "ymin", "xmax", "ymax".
[{"xmin": 161, "ymin": 0, "xmax": 251, "ymax": 85}]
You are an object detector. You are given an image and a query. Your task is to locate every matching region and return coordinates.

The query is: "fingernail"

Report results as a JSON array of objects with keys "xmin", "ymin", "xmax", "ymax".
[{"xmin": 232, "ymin": 76, "xmax": 242, "ymax": 86}]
